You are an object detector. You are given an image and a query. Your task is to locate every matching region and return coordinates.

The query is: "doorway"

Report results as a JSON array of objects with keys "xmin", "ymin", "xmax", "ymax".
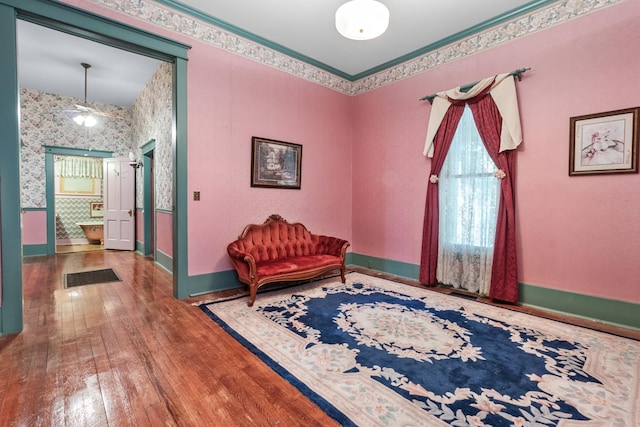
[
  {"xmin": 17, "ymin": 20, "xmax": 167, "ymax": 257},
  {"xmin": 53, "ymin": 153, "xmax": 106, "ymax": 254},
  {"xmin": 141, "ymin": 140, "xmax": 156, "ymax": 258},
  {"xmin": 0, "ymin": 0, "xmax": 190, "ymax": 335},
  {"xmin": 43, "ymin": 146, "xmax": 114, "ymax": 256}
]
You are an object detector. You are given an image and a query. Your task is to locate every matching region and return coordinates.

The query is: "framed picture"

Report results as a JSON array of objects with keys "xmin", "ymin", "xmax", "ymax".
[
  {"xmin": 251, "ymin": 136, "xmax": 302, "ymax": 189},
  {"xmin": 89, "ymin": 201, "xmax": 104, "ymax": 218},
  {"xmin": 569, "ymin": 107, "xmax": 639, "ymax": 175}
]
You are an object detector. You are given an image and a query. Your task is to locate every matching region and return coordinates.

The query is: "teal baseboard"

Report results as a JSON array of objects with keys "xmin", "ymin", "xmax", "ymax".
[
  {"xmin": 155, "ymin": 249, "xmax": 173, "ymax": 273},
  {"xmin": 22, "ymin": 244, "xmax": 48, "ymax": 257},
  {"xmin": 349, "ymin": 253, "xmax": 639, "ymax": 331},
  {"xmin": 519, "ymin": 283, "xmax": 639, "ymax": 330},
  {"xmin": 187, "ymin": 254, "xmax": 358, "ymax": 299},
  {"xmin": 187, "ymin": 270, "xmax": 242, "ymax": 297},
  {"xmin": 349, "ymin": 253, "xmax": 420, "ymax": 280},
  {"xmin": 17, "ymin": 247, "xmax": 639, "ymax": 330},
  {"xmin": 151, "ymin": 252, "xmax": 243, "ymax": 297},
  {"xmin": 136, "ymin": 240, "xmax": 154, "ymax": 257}
]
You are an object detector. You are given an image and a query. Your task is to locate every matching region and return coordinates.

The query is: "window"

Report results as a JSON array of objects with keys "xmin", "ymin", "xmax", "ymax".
[{"xmin": 436, "ymin": 105, "xmax": 499, "ymax": 293}]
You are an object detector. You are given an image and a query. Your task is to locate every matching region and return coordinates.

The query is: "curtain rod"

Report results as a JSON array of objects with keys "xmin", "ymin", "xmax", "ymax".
[{"xmin": 420, "ymin": 67, "xmax": 531, "ymax": 103}]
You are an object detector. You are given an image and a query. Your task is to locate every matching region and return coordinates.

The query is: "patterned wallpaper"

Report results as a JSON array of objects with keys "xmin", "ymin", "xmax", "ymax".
[
  {"xmin": 20, "ymin": 89, "xmax": 132, "ymax": 208},
  {"xmin": 20, "ymin": 64, "xmax": 173, "ymax": 211},
  {"xmin": 84, "ymin": 0, "xmax": 627, "ymax": 95},
  {"xmin": 131, "ymin": 62, "xmax": 173, "ymax": 211},
  {"xmin": 55, "ymin": 197, "xmax": 103, "ymax": 240}
]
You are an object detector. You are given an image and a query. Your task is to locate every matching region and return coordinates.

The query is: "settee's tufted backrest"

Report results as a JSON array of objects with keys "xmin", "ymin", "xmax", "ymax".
[{"xmin": 229, "ymin": 215, "xmax": 321, "ymax": 263}]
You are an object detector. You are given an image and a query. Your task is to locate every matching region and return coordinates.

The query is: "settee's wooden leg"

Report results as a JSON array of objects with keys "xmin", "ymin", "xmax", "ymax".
[
  {"xmin": 340, "ymin": 266, "xmax": 346, "ymax": 283},
  {"xmin": 247, "ymin": 286, "xmax": 257, "ymax": 307}
]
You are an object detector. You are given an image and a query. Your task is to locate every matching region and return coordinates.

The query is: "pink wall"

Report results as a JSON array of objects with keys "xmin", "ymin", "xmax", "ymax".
[
  {"xmin": 352, "ymin": 1, "xmax": 640, "ymax": 303},
  {"xmin": 22, "ymin": 211, "xmax": 47, "ymax": 245},
  {"xmin": 135, "ymin": 209, "xmax": 143, "ymax": 244},
  {"xmin": 156, "ymin": 211, "xmax": 173, "ymax": 257},
  {"xmin": 60, "ymin": 0, "xmax": 353, "ymax": 277},
  {"xmin": 52, "ymin": 0, "xmax": 639, "ymax": 304},
  {"xmin": 184, "ymin": 40, "xmax": 353, "ymax": 275}
]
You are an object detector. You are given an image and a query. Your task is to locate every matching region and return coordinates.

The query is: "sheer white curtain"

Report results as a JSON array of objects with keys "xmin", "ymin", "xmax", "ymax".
[{"xmin": 436, "ymin": 105, "xmax": 499, "ymax": 295}]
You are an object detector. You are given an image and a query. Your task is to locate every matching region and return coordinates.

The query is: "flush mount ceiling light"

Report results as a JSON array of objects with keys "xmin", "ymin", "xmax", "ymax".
[{"xmin": 335, "ymin": 0, "xmax": 389, "ymax": 41}]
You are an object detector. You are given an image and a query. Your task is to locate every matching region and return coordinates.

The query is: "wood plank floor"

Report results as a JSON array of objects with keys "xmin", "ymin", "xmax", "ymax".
[
  {"xmin": 1, "ymin": 252, "xmax": 637, "ymax": 426},
  {"xmin": 0, "ymin": 251, "xmax": 337, "ymax": 426}
]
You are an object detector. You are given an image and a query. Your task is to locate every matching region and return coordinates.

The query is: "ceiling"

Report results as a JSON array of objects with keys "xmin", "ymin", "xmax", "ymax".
[
  {"xmin": 17, "ymin": 0, "xmax": 547, "ymax": 107},
  {"xmin": 171, "ymin": 0, "xmax": 538, "ymax": 77},
  {"xmin": 17, "ymin": 20, "xmax": 162, "ymax": 107}
]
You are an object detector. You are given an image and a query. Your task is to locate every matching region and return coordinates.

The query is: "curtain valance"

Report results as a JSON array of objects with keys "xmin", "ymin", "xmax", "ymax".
[
  {"xmin": 423, "ymin": 73, "xmax": 522, "ymax": 157},
  {"xmin": 54, "ymin": 156, "xmax": 103, "ymax": 179}
]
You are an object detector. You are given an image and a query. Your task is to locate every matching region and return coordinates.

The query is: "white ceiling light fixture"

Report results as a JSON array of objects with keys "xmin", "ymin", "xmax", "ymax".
[
  {"xmin": 63, "ymin": 62, "xmax": 124, "ymax": 125},
  {"xmin": 73, "ymin": 112, "xmax": 97, "ymax": 127},
  {"xmin": 335, "ymin": 0, "xmax": 390, "ymax": 41},
  {"xmin": 71, "ymin": 63, "xmax": 98, "ymax": 127}
]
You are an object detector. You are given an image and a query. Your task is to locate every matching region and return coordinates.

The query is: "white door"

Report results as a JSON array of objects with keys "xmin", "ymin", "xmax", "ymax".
[{"xmin": 103, "ymin": 158, "xmax": 136, "ymax": 250}]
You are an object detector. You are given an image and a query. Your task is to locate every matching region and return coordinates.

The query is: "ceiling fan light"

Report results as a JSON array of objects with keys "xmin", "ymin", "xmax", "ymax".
[
  {"xmin": 70, "ymin": 63, "xmax": 98, "ymax": 127},
  {"xmin": 72, "ymin": 113, "xmax": 97, "ymax": 127},
  {"xmin": 335, "ymin": 0, "xmax": 389, "ymax": 41},
  {"xmin": 72, "ymin": 114, "xmax": 85, "ymax": 125},
  {"xmin": 83, "ymin": 115, "xmax": 97, "ymax": 127}
]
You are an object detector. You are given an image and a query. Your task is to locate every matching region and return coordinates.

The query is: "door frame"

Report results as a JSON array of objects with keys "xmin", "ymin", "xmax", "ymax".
[
  {"xmin": 141, "ymin": 139, "xmax": 156, "ymax": 257},
  {"xmin": 44, "ymin": 146, "xmax": 113, "ymax": 255},
  {"xmin": 0, "ymin": 0, "xmax": 191, "ymax": 334}
]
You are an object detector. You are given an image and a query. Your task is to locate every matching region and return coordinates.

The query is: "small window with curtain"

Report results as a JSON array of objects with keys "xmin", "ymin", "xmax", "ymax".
[{"xmin": 54, "ymin": 155, "xmax": 103, "ymax": 196}]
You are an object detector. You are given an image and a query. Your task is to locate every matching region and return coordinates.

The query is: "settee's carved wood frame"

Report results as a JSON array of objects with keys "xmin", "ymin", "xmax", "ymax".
[
  {"xmin": 228, "ymin": 214, "xmax": 350, "ymax": 306},
  {"xmin": 236, "ymin": 214, "xmax": 288, "ymax": 239}
]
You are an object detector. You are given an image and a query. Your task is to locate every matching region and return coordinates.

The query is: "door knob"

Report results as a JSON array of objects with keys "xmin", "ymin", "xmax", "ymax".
[{"xmin": 128, "ymin": 209, "xmax": 133, "ymax": 217}]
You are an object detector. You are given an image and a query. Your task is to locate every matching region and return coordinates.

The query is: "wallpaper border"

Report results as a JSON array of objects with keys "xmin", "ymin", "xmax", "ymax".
[{"xmin": 82, "ymin": 0, "xmax": 627, "ymax": 95}]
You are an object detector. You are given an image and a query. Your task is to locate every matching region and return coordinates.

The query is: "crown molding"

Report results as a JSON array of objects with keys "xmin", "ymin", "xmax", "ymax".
[{"xmin": 80, "ymin": 0, "xmax": 627, "ymax": 96}]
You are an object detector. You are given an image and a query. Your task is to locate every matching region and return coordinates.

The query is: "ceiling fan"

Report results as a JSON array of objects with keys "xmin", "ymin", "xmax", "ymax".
[{"xmin": 64, "ymin": 62, "xmax": 122, "ymax": 126}]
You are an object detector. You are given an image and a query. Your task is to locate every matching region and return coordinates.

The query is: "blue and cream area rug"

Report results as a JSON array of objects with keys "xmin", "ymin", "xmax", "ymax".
[{"xmin": 200, "ymin": 273, "xmax": 639, "ymax": 426}]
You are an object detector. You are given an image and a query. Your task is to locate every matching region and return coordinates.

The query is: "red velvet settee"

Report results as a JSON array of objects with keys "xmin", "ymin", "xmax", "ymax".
[{"xmin": 227, "ymin": 214, "xmax": 350, "ymax": 307}]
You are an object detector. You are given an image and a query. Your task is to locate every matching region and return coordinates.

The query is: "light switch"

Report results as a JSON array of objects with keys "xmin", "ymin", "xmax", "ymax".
[{"xmin": 193, "ymin": 191, "xmax": 200, "ymax": 201}]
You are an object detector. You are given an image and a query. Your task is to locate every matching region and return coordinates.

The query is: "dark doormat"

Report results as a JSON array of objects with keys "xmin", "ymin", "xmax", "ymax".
[{"xmin": 64, "ymin": 268, "xmax": 122, "ymax": 288}]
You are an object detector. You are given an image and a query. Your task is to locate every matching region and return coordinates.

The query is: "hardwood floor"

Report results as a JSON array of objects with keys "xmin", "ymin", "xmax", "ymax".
[
  {"xmin": 0, "ymin": 251, "xmax": 337, "ymax": 426},
  {"xmin": 2, "ymin": 253, "xmax": 637, "ymax": 427}
]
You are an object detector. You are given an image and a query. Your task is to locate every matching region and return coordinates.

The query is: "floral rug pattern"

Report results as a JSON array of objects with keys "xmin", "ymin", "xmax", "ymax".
[{"xmin": 200, "ymin": 273, "xmax": 639, "ymax": 426}]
